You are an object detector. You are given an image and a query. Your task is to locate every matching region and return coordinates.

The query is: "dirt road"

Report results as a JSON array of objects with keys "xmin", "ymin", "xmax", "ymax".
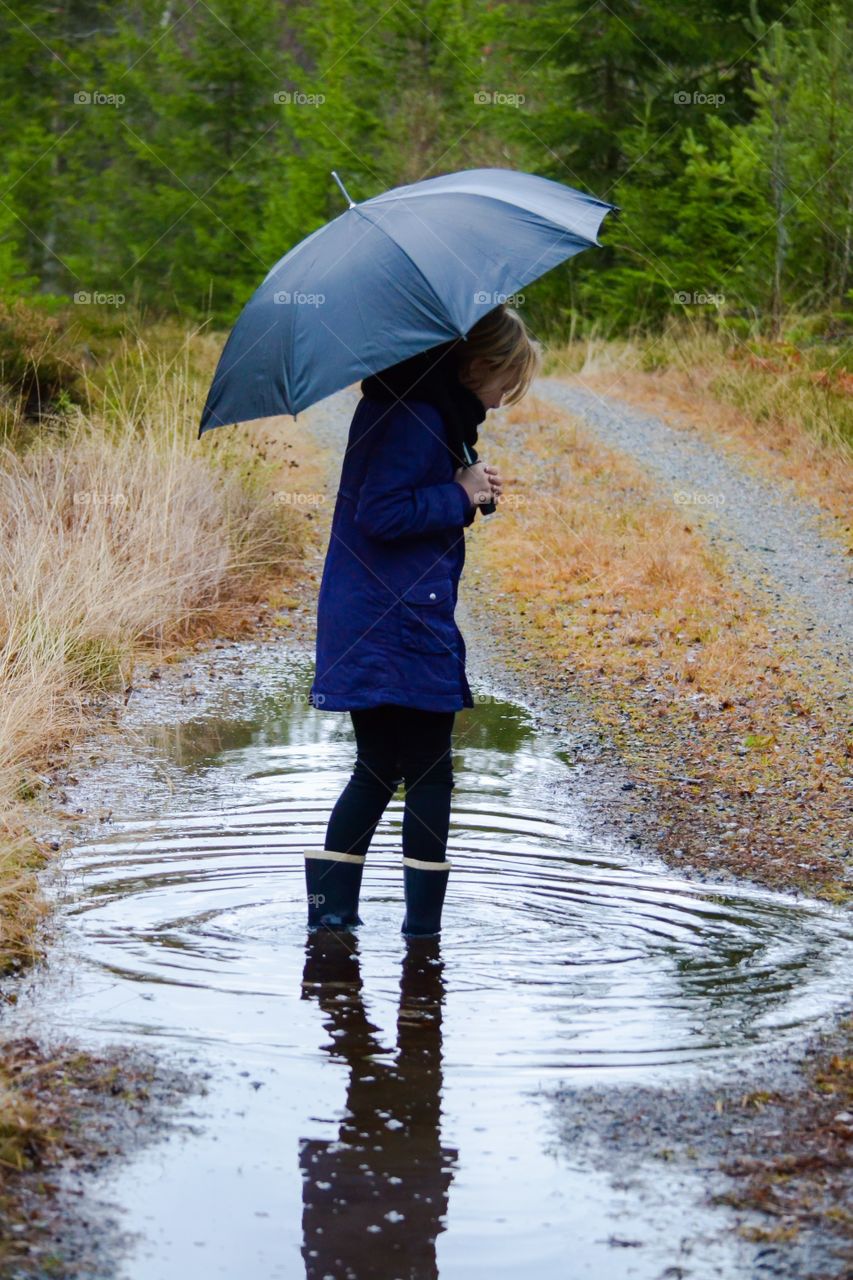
[{"xmin": 4, "ymin": 380, "xmax": 849, "ymax": 1279}]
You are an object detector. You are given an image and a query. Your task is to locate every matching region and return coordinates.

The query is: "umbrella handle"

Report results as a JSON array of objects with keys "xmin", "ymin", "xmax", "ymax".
[{"xmin": 462, "ymin": 442, "xmax": 497, "ymax": 516}]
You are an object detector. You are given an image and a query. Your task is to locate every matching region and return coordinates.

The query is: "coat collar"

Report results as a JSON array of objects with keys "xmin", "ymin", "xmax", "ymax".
[{"xmin": 360, "ymin": 340, "xmax": 486, "ymax": 468}]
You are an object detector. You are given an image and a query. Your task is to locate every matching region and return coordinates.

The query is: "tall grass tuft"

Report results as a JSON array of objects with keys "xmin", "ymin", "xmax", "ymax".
[
  {"xmin": 0, "ymin": 321, "xmax": 308, "ymax": 971},
  {"xmin": 546, "ymin": 314, "xmax": 853, "ymax": 455}
]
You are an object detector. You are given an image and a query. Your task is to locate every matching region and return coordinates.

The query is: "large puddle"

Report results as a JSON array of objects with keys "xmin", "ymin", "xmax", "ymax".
[{"xmin": 8, "ymin": 652, "xmax": 852, "ymax": 1277}]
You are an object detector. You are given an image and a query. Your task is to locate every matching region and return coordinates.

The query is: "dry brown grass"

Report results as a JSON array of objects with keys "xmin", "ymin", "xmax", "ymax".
[
  {"xmin": 475, "ymin": 392, "xmax": 851, "ymax": 898},
  {"xmin": 544, "ymin": 319, "xmax": 853, "ymax": 537},
  {"xmin": 0, "ymin": 317, "xmax": 325, "ymax": 1202},
  {"xmin": 0, "ymin": 322, "xmax": 317, "ymax": 975}
]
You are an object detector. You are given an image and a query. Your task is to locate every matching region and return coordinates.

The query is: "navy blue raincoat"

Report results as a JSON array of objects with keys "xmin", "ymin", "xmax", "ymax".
[{"xmin": 308, "ymin": 395, "xmax": 477, "ymax": 712}]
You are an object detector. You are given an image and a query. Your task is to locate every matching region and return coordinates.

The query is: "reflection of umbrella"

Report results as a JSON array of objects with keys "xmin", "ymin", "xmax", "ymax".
[{"xmin": 198, "ymin": 168, "xmax": 616, "ymax": 436}]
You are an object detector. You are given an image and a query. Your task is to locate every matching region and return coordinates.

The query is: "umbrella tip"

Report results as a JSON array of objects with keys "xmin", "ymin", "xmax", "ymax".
[{"xmin": 331, "ymin": 170, "xmax": 357, "ymax": 209}]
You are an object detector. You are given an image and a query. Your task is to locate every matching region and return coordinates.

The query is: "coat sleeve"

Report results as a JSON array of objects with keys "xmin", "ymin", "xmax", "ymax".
[{"xmin": 353, "ymin": 401, "xmax": 474, "ymax": 541}]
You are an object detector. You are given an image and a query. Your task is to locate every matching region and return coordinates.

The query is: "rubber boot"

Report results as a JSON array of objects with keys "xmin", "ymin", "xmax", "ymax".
[
  {"xmin": 304, "ymin": 850, "xmax": 365, "ymax": 929},
  {"xmin": 401, "ymin": 856, "xmax": 451, "ymax": 937}
]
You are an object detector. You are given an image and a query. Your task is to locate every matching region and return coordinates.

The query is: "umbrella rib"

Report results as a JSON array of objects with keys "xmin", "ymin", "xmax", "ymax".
[{"xmin": 364, "ymin": 187, "xmax": 614, "ymax": 249}]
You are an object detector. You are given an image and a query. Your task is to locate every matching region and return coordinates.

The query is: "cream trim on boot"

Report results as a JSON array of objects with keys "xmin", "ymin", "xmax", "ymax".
[{"xmin": 305, "ymin": 849, "xmax": 366, "ymax": 864}]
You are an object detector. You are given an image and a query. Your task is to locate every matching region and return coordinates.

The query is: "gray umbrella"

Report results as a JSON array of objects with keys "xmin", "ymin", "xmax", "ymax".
[{"xmin": 198, "ymin": 167, "xmax": 616, "ymax": 437}]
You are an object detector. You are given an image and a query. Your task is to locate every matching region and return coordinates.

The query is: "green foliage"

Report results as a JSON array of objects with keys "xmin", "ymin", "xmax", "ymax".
[
  {"xmin": 0, "ymin": 0, "xmax": 849, "ymax": 338},
  {"xmin": 258, "ymin": 0, "xmax": 520, "ymax": 267},
  {"xmin": 512, "ymin": 0, "xmax": 853, "ymax": 334}
]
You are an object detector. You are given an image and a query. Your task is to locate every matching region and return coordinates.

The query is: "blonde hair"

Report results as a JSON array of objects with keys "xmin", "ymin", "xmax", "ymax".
[{"xmin": 456, "ymin": 304, "xmax": 542, "ymax": 405}]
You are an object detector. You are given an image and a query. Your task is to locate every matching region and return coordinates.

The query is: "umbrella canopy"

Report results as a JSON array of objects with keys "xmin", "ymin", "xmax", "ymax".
[{"xmin": 198, "ymin": 167, "xmax": 616, "ymax": 437}]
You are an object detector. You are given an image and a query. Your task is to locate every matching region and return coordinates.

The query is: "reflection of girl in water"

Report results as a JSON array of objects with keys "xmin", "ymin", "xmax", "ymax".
[
  {"xmin": 300, "ymin": 932, "xmax": 456, "ymax": 1278},
  {"xmin": 307, "ymin": 305, "xmax": 541, "ymax": 935}
]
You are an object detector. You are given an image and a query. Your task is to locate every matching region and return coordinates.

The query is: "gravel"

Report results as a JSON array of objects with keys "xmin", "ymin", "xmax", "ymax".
[{"xmin": 534, "ymin": 377, "xmax": 853, "ymax": 667}]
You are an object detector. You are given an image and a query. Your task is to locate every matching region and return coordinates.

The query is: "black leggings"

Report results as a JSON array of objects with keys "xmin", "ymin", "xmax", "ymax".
[{"xmin": 324, "ymin": 704, "xmax": 455, "ymax": 863}]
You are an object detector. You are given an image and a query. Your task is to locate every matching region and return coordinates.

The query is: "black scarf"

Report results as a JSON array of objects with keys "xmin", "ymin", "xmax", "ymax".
[{"xmin": 360, "ymin": 339, "xmax": 486, "ymax": 469}]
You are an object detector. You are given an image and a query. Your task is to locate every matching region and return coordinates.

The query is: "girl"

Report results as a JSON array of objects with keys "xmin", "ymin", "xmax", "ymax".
[{"xmin": 307, "ymin": 304, "xmax": 541, "ymax": 936}]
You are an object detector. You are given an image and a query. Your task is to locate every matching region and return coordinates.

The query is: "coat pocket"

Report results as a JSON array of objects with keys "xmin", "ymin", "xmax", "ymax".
[{"xmin": 399, "ymin": 579, "xmax": 457, "ymax": 655}]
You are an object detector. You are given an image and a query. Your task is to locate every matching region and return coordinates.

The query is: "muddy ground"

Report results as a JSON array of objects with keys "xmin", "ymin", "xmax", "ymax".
[{"xmin": 5, "ymin": 604, "xmax": 847, "ymax": 1277}]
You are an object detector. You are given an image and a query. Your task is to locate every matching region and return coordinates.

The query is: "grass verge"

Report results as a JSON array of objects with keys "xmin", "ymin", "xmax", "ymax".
[
  {"xmin": 544, "ymin": 317, "xmax": 853, "ymax": 536},
  {"xmin": 475, "ymin": 391, "xmax": 851, "ymax": 902},
  {"xmin": 475, "ymin": 381, "xmax": 852, "ymax": 1268},
  {"xmin": 0, "ymin": 317, "xmax": 322, "ymax": 975},
  {"xmin": 0, "ymin": 313, "xmax": 325, "ymax": 1216},
  {"xmin": 0, "ymin": 1032, "xmax": 204, "ymax": 1277}
]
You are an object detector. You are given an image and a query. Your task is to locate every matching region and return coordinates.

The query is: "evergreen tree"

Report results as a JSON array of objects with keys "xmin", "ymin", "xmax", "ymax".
[
  {"xmin": 0, "ymin": 0, "xmax": 849, "ymax": 333},
  {"xmin": 258, "ymin": 0, "xmax": 518, "ymax": 280},
  {"xmin": 76, "ymin": 0, "xmax": 286, "ymax": 320},
  {"xmin": 740, "ymin": 0, "xmax": 853, "ymax": 317}
]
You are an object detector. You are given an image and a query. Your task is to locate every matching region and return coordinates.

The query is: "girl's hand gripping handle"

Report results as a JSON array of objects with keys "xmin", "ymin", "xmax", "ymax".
[{"xmin": 456, "ymin": 442, "xmax": 501, "ymax": 516}]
